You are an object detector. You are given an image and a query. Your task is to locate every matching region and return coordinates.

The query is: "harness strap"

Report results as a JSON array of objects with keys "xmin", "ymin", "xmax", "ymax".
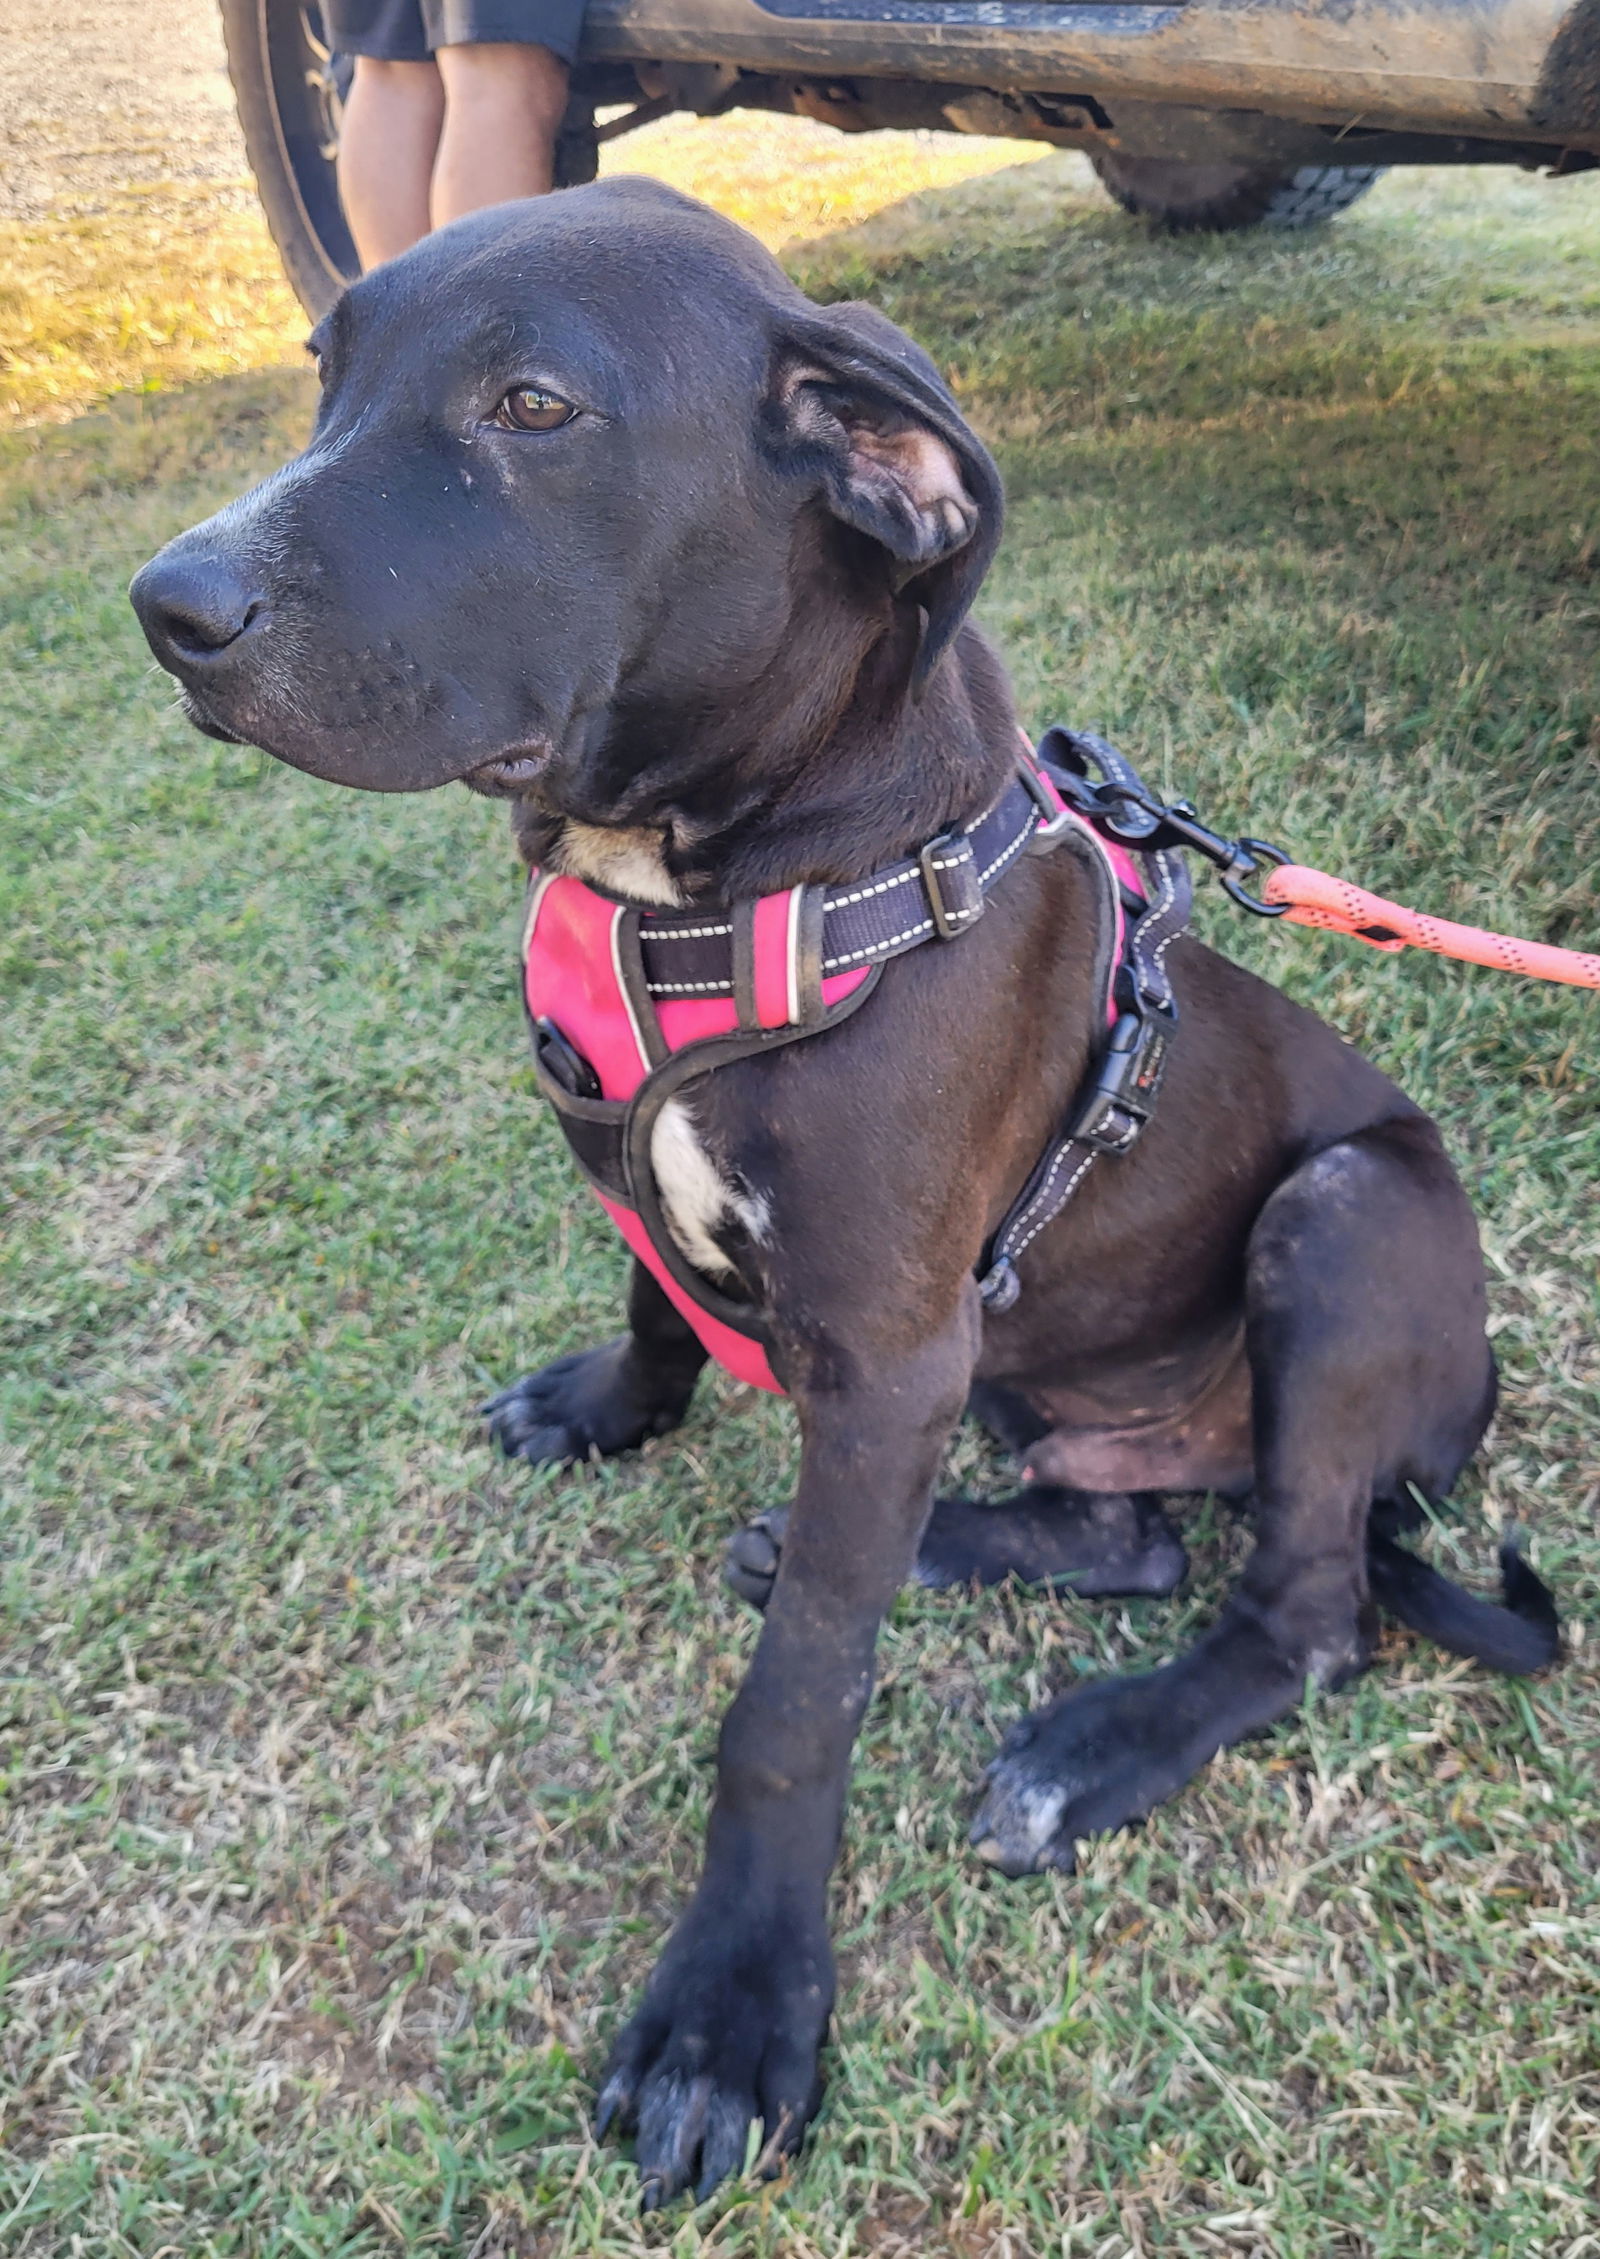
[
  {"xmin": 977, "ymin": 730, "xmax": 1191, "ymax": 1313},
  {"xmin": 634, "ymin": 771, "xmax": 1042, "ymax": 1003},
  {"xmin": 1040, "ymin": 728, "xmax": 1192, "ymax": 1016},
  {"xmin": 527, "ymin": 733, "xmax": 1195, "ymax": 1361}
]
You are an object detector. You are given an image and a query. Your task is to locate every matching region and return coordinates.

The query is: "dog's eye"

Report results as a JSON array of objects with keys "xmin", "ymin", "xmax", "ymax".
[{"xmin": 496, "ymin": 386, "xmax": 576, "ymax": 433}]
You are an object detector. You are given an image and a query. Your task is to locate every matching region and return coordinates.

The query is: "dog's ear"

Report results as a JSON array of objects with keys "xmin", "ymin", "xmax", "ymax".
[{"xmin": 766, "ymin": 301, "xmax": 1002, "ymax": 691}]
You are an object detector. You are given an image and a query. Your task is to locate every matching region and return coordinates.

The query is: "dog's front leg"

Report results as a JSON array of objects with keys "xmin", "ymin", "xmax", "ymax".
[
  {"xmin": 597, "ymin": 1307, "xmax": 977, "ymax": 2207},
  {"xmin": 483, "ymin": 1259, "xmax": 708, "ymax": 1466}
]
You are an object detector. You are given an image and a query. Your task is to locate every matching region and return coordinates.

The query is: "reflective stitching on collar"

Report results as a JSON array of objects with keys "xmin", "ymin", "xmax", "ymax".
[
  {"xmin": 822, "ymin": 914, "xmax": 936, "ymax": 971},
  {"xmin": 822, "ymin": 863, "xmax": 922, "ymax": 915},
  {"xmin": 975, "ymin": 824, "xmax": 1032, "ymax": 889}
]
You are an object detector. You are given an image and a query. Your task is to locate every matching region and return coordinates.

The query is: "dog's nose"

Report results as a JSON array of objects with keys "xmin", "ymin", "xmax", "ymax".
[{"xmin": 130, "ymin": 550, "xmax": 266, "ymax": 671}]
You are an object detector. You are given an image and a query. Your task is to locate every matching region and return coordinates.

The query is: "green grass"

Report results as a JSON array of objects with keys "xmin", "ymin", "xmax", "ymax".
[
  {"xmin": 0, "ymin": 119, "xmax": 1040, "ymax": 428},
  {"xmin": 2, "ymin": 154, "xmax": 1598, "ymax": 2257}
]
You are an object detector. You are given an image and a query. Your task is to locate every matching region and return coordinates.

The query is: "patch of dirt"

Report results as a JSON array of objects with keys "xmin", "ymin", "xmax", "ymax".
[{"xmin": 0, "ymin": 0, "xmax": 248, "ymax": 221}]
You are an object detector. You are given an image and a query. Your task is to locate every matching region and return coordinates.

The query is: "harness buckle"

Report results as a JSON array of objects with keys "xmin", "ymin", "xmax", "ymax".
[
  {"xmin": 978, "ymin": 1255, "xmax": 1022, "ymax": 1312},
  {"xmin": 919, "ymin": 831, "xmax": 985, "ymax": 940},
  {"xmin": 1071, "ymin": 1011, "xmax": 1172, "ymax": 1155}
]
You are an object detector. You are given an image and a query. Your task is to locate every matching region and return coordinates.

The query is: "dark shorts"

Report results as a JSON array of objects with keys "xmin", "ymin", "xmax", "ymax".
[{"xmin": 323, "ymin": 0, "xmax": 585, "ymax": 67}]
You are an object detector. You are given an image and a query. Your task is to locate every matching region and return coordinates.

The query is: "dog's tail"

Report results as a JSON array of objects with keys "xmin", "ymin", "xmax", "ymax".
[{"xmin": 1366, "ymin": 1523, "xmax": 1559, "ymax": 1676}]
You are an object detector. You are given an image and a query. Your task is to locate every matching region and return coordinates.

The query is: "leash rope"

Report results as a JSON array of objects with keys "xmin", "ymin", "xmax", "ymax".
[
  {"xmin": 1260, "ymin": 864, "xmax": 1600, "ymax": 990},
  {"xmin": 1054, "ymin": 762, "xmax": 1600, "ymax": 992}
]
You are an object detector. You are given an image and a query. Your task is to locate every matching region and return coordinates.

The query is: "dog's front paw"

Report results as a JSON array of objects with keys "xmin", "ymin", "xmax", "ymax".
[
  {"xmin": 596, "ymin": 1893, "xmax": 832, "ymax": 2209},
  {"xmin": 481, "ymin": 1336, "xmax": 695, "ymax": 1466}
]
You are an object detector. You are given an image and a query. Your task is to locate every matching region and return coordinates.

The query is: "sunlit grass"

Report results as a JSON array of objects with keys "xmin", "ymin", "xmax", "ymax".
[
  {"xmin": 604, "ymin": 109, "xmax": 1044, "ymax": 246},
  {"xmin": 0, "ymin": 184, "xmax": 304, "ymax": 427},
  {"xmin": 0, "ymin": 116, "xmax": 1043, "ymax": 427}
]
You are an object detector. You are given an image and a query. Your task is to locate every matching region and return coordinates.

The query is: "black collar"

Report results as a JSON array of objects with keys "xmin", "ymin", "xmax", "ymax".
[{"xmin": 635, "ymin": 766, "xmax": 1052, "ymax": 1005}]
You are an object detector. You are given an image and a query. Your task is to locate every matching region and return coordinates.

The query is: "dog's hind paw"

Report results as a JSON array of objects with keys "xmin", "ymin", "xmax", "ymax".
[
  {"xmin": 481, "ymin": 1335, "xmax": 695, "ymax": 1467},
  {"xmin": 724, "ymin": 1509, "xmax": 789, "ymax": 1607},
  {"xmin": 723, "ymin": 1488, "xmax": 1187, "ymax": 1613},
  {"xmin": 916, "ymin": 1486, "xmax": 1188, "ymax": 1597},
  {"xmin": 968, "ymin": 1675, "xmax": 1200, "ymax": 1878},
  {"xmin": 969, "ymin": 1616, "xmax": 1312, "ymax": 1875}
]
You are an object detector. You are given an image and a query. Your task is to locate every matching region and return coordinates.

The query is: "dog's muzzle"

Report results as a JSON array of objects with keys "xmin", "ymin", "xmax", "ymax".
[
  {"xmin": 131, "ymin": 549, "xmax": 269, "ymax": 676},
  {"xmin": 131, "ymin": 539, "xmax": 534, "ymax": 794}
]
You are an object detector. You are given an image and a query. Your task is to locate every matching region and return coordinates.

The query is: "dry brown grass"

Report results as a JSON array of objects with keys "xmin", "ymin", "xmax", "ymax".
[{"xmin": 0, "ymin": 117, "xmax": 1042, "ymax": 427}]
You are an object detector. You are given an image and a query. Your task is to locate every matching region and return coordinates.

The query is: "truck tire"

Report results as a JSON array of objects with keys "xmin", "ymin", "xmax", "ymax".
[
  {"xmin": 221, "ymin": 0, "xmax": 358, "ymax": 320},
  {"xmin": 221, "ymin": 0, "xmax": 600, "ymax": 321},
  {"xmin": 1089, "ymin": 154, "xmax": 1384, "ymax": 234}
]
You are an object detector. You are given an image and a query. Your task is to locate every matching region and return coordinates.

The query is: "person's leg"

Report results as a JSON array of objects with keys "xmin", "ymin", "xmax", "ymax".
[
  {"xmin": 431, "ymin": 40, "xmax": 570, "ymax": 217},
  {"xmin": 337, "ymin": 56, "xmax": 446, "ymax": 267}
]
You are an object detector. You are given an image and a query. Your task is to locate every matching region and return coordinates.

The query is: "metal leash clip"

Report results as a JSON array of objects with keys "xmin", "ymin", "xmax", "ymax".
[{"xmin": 1054, "ymin": 767, "xmax": 1295, "ymax": 918}]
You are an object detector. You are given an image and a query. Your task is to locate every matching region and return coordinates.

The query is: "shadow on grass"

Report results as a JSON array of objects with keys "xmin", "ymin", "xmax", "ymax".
[{"xmin": 0, "ymin": 363, "xmax": 316, "ymax": 525}]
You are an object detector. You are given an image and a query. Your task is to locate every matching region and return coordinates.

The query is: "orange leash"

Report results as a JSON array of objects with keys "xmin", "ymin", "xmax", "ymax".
[
  {"xmin": 1260, "ymin": 865, "xmax": 1600, "ymax": 991},
  {"xmin": 1034, "ymin": 732, "xmax": 1599, "ymax": 994}
]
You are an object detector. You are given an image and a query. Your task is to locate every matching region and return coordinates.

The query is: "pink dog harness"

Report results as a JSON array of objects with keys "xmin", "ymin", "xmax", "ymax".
[
  {"xmin": 522, "ymin": 734, "xmax": 1186, "ymax": 1394},
  {"xmin": 522, "ymin": 723, "xmax": 1597, "ymax": 1396},
  {"xmin": 522, "ymin": 875, "xmax": 875, "ymax": 1391}
]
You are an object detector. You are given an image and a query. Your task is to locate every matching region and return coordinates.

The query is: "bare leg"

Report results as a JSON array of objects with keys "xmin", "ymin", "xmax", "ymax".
[
  {"xmin": 336, "ymin": 56, "xmax": 444, "ymax": 270},
  {"xmin": 431, "ymin": 41, "xmax": 571, "ymax": 217}
]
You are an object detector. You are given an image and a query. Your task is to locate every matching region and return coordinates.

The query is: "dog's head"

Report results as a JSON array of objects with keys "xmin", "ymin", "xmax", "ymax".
[{"xmin": 130, "ymin": 178, "xmax": 1001, "ymax": 815}]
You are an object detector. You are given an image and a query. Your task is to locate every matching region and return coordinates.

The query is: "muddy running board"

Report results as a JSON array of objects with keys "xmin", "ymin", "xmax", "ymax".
[{"xmin": 579, "ymin": 0, "xmax": 1600, "ymax": 149}]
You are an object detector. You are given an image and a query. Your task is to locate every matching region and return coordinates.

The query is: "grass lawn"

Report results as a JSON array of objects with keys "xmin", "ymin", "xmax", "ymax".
[{"xmin": 2, "ymin": 129, "xmax": 1598, "ymax": 2258}]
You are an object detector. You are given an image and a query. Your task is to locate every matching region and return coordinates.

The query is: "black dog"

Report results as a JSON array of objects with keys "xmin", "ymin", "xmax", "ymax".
[{"xmin": 132, "ymin": 179, "xmax": 1557, "ymax": 2208}]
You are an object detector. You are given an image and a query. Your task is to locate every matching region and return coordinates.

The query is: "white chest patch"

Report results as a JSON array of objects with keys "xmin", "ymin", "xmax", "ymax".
[
  {"xmin": 650, "ymin": 1096, "xmax": 772, "ymax": 1278},
  {"xmin": 553, "ymin": 820, "xmax": 685, "ymax": 907}
]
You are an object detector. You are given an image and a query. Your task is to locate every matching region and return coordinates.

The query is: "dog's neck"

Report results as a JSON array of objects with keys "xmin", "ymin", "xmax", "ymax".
[{"xmin": 512, "ymin": 605, "xmax": 1021, "ymax": 907}]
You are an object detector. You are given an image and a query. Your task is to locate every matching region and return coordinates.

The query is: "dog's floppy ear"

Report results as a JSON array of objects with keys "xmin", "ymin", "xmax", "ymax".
[{"xmin": 766, "ymin": 300, "xmax": 1002, "ymax": 691}]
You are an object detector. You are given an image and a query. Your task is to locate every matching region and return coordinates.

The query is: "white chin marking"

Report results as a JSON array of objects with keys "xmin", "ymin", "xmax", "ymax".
[
  {"xmin": 651, "ymin": 1096, "xmax": 771, "ymax": 1278},
  {"xmin": 554, "ymin": 820, "xmax": 685, "ymax": 907}
]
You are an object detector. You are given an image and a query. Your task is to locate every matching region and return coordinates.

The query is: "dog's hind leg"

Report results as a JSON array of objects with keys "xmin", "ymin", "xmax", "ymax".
[
  {"xmin": 482, "ymin": 1258, "xmax": 707, "ymax": 1466},
  {"xmin": 916, "ymin": 1487, "xmax": 1188, "ymax": 1595},
  {"xmin": 970, "ymin": 1114, "xmax": 1509, "ymax": 1877},
  {"xmin": 725, "ymin": 1486, "xmax": 1187, "ymax": 1608},
  {"xmin": 728, "ymin": 1376, "xmax": 1190, "ymax": 1606}
]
